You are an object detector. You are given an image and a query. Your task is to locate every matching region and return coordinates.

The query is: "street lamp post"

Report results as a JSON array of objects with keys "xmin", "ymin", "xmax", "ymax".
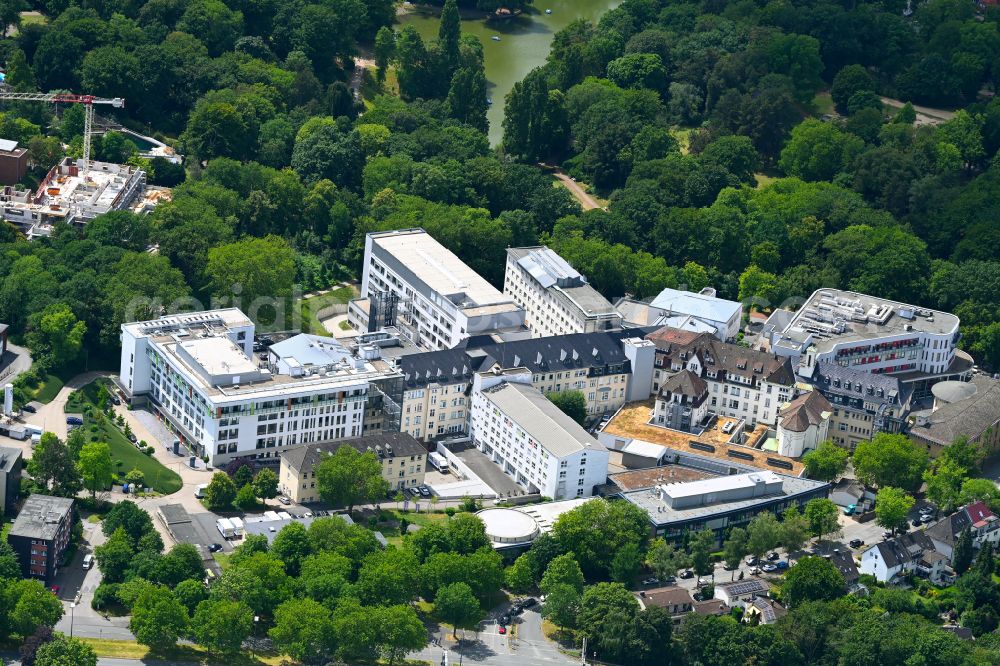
[{"xmin": 69, "ymin": 602, "xmax": 76, "ymax": 638}]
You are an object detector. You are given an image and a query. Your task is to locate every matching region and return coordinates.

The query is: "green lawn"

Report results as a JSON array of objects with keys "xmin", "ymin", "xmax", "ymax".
[
  {"xmin": 18, "ymin": 12, "xmax": 47, "ymax": 26},
  {"xmin": 671, "ymin": 127, "xmax": 693, "ymax": 154},
  {"xmin": 213, "ymin": 551, "xmax": 233, "ymax": 571},
  {"xmin": 299, "ymin": 285, "xmax": 357, "ymax": 334},
  {"xmin": 74, "ymin": 637, "xmax": 286, "ymax": 665},
  {"xmin": 755, "ymin": 173, "xmax": 779, "ymax": 189},
  {"xmin": 812, "ymin": 91, "xmax": 835, "ymax": 116},
  {"xmin": 25, "ymin": 373, "xmax": 64, "ymax": 404},
  {"xmin": 65, "ymin": 380, "xmax": 183, "ymax": 495}
]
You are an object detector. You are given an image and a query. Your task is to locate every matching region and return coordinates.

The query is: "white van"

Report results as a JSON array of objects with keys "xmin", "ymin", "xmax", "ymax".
[
  {"xmin": 429, "ymin": 451, "xmax": 450, "ymax": 473},
  {"xmin": 82, "ymin": 554, "xmax": 93, "ymax": 570}
]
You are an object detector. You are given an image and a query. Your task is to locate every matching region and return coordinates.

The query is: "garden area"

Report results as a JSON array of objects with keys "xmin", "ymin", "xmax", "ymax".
[
  {"xmin": 298, "ymin": 284, "xmax": 357, "ymax": 334},
  {"xmin": 15, "ymin": 370, "xmax": 63, "ymax": 405},
  {"xmin": 64, "ymin": 380, "xmax": 182, "ymax": 495}
]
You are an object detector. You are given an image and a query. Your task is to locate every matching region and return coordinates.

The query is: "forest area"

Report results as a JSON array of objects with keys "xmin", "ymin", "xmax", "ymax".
[
  {"xmin": 501, "ymin": 0, "xmax": 1000, "ymax": 371},
  {"xmin": 0, "ymin": 0, "xmax": 995, "ymax": 664},
  {"xmin": 0, "ymin": 0, "xmax": 996, "ymax": 384}
]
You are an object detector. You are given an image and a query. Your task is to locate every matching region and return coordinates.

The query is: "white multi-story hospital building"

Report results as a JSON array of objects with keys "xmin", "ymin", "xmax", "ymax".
[{"xmin": 118, "ymin": 309, "xmax": 401, "ymax": 466}]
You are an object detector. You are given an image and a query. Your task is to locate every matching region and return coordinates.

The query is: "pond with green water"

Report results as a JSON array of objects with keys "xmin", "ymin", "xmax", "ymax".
[{"xmin": 397, "ymin": 0, "xmax": 623, "ymax": 145}]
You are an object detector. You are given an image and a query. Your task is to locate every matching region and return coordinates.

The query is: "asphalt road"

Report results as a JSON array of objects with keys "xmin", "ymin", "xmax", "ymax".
[{"xmin": 411, "ymin": 601, "xmax": 578, "ymax": 666}]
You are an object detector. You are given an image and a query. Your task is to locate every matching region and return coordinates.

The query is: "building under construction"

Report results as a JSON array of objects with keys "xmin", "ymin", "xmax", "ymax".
[{"xmin": 0, "ymin": 157, "xmax": 162, "ymax": 238}]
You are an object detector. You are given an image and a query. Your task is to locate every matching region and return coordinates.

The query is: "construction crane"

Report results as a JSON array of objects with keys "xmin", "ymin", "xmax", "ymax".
[{"xmin": 0, "ymin": 92, "xmax": 125, "ymax": 175}]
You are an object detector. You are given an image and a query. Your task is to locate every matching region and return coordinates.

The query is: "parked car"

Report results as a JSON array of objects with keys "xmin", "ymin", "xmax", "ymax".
[
  {"xmin": 761, "ymin": 563, "xmax": 778, "ymax": 572},
  {"xmin": 745, "ymin": 555, "xmax": 758, "ymax": 566},
  {"xmin": 767, "ymin": 552, "xmax": 780, "ymax": 561},
  {"xmin": 277, "ymin": 496, "xmax": 291, "ymax": 505},
  {"xmin": 662, "ymin": 575, "xmax": 677, "ymax": 584},
  {"xmin": 750, "ymin": 566, "xmax": 762, "ymax": 575},
  {"xmin": 641, "ymin": 577, "xmax": 660, "ymax": 586},
  {"xmin": 498, "ymin": 626, "xmax": 507, "ymax": 634},
  {"xmin": 500, "ymin": 614, "xmax": 511, "ymax": 625},
  {"xmin": 920, "ymin": 514, "xmax": 935, "ymax": 524},
  {"xmin": 49, "ymin": 585, "xmax": 60, "ymax": 596},
  {"xmin": 679, "ymin": 569, "xmax": 694, "ymax": 579},
  {"xmin": 849, "ymin": 539, "xmax": 865, "ymax": 548},
  {"xmin": 883, "ymin": 531, "xmax": 894, "ymax": 540},
  {"xmin": 20, "ymin": 404, "xmax": 35, "ymax": 413},
  {"xmin": 919, "ymin": 506, "xmax": 935, "ymax": 516},
  {"xmin": 109, "ymin": 394, "xmax": 121, "ymax": 405},
  {"xmin": 776, "ymin": 561, "xmax": 789, "ymax": 570},
  {"xmin": 82, "ymin": 554, "xmax": 93, "ymax": 569},
  {"xmin": 208, "ymin": 543, "xmax": 223, "ymax": 553},
  {"xmin": 417, "ymin": 485, "xmax": 432, "ymax": 498},
  {"xmin": 697, "ymin": 577, "xmax": 712, "ymax": 586},
  {"xmin": 522, "ymin": 597, "xmax": 537, "ymax": 608},
  {"xmin": 66, "ymin": 416, "xmax": 83, "ymax": 426},
  {"xmin": 912, "ymin": 518, "xmax": 923, "ymax": 528},
  {"xmin": 127, "ymin": 432, "xmax": 137, "ymax": 443}
]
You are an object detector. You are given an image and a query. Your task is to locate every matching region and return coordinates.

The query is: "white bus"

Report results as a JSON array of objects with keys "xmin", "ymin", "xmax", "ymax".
[{"xmin": 429, "ymin": 451, "xmax": 450, "ymax": 473}]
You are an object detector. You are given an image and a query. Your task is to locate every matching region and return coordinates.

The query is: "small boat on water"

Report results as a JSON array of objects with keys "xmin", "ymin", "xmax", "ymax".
[
  {"xmin": 491, "ymin": 35, "xmax": 501, "ymax": 41},
  {"xmin": 545, "ymin": 8, "xmax": 552, "ymax": 14}
]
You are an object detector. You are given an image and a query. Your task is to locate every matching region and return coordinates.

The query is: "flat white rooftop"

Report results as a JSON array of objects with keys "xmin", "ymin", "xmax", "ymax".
[
  {"xmin": 370, "ymin": 229, "xmax": 514, "ymax": 308},
  {"xmin": 126, "ymin": 309, "xmax": 392, "ymax": 403},
  {"xmin": 125, "ymin": 309, "xmax": 252, "ymax": 337},
  {"xmin": 779, "ymin": 289, "xmax": 960, "ymax": 353},
  {"xmin": 178, "ymin": 337, "xmax": 257, "ymax": 377},
  {"xmin": 659, "ymin": 471, "xmax": 782, "ymax": 501},
  {"xmin": 649, "ymin": 288, "xmax": 741, "ymax": 324}
]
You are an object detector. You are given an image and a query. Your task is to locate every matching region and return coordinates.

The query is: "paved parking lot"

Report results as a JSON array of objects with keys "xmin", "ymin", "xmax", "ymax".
[{"xmin": 448, "ymin": 442, "xmax": 523, "ymax": 497}]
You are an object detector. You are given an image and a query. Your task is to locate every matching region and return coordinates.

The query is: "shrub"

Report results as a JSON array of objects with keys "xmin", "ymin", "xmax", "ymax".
[{"xmin": 92, "ymin": 583, "xmax": 120, "ymax": 611}]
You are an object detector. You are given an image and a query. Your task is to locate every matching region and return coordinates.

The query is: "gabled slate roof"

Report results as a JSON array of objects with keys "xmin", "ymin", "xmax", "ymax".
[{"xmin": 397, "ymin": 327, "xmax": 654, "ymax": 389}]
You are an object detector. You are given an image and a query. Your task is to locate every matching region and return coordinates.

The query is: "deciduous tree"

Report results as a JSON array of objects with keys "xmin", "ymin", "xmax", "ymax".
[
  {"xmin": 269, "ymin": 598, "xmax": 336, "ymax": 664},
  {"xmin": 434, "ymin": 582, "xmax": 482, "ymax": 638},
  {"xmin": 782, "ymin": 556, "xmax": 845, "ymax": 607},
  {"xmin": 802, "ymin": 441, "xmax": 849, "ymax": 482},
  {"xmin": 545, "ymin": 391, "xmax": 587, "ymax": 425},
  {"xmin": 874, "ymin": 487, "xmax": 915, "ymax": 535},
  {"xmin": 315, "ymin": 446, "xmax": 389, "ymax": 513},
  {"xmin": 203, "ymin": 472, "xmax": 237, "ymax": 511},
  {"xmin": 129, "ymin": 586, "xmax": 188, "ymax": 651},
  {"xmin": 33, "ymin": 635, "xmax": 97, "ymax": 666},
  {"xmin": 192, "ymin": 599, "xmax": 253, "ymax": 655},
  {"xmin": 8, "ymin": 580, "xmax": 64, "ymax": 637},
  {"xmin": 373, "ymin": 604, "xmax": 428, "ymax": 665},
  {"xmin": 253, "ymin": 468, "xmax": 279, "ymax": 500},
  {"xmin": 541, "ymin": 583, "xmax": 581, "ymax": 632},
  {"xmin": 78, "ymin": 442, "xmax": 113, "ymax": 498},
  {"xmin": 689, "ymin": 529, "xmax": 716, "ymax": 577},
  {"xmin": 804, "ymin": 498, "xmax": 841, "ymax": 542},
  {"xmin": 852, "ymin": 433, "xmax": 928, "ymax": 491}
]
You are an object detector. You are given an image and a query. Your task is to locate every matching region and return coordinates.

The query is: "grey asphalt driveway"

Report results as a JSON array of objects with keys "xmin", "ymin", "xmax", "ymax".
[{"xmin": 449, "ymin": 442, "xmax": 523, "ymax": 497}]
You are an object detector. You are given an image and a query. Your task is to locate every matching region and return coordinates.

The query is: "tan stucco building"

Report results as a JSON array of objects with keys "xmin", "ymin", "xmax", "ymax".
[{"xmin": 279, "ymin": 432, "xmax": 427, "ymax": 503}]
